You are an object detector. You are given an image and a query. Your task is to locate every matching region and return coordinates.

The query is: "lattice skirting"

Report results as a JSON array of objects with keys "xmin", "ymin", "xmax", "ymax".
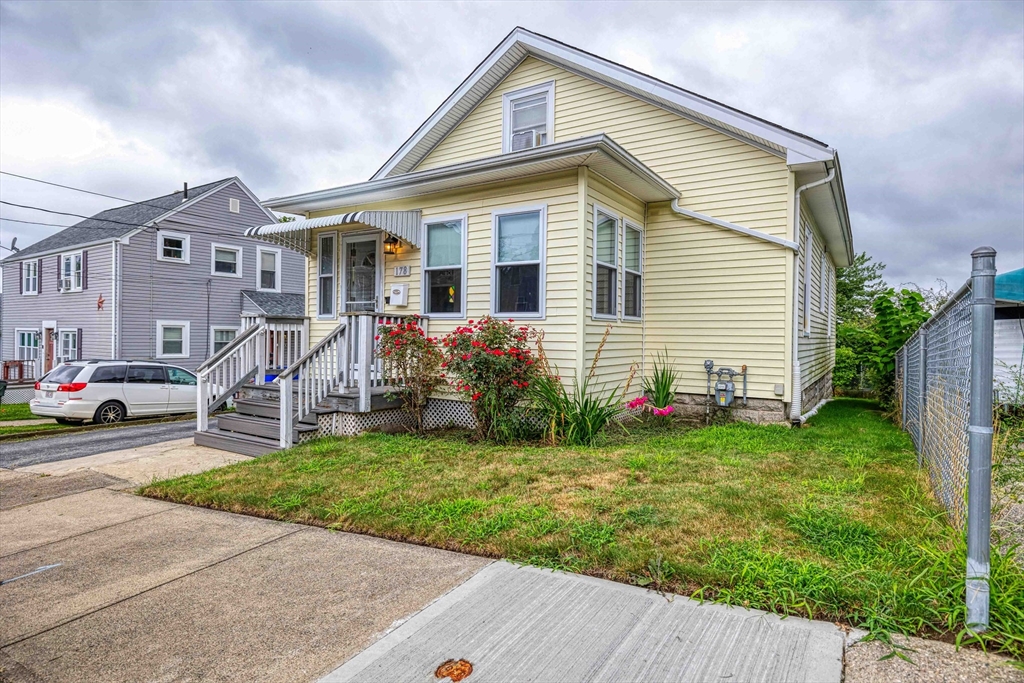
[
  {"xmin": 422, "ymin": 398, "xmax": 477, "ymax": 430},
  {"xmin": 315, "ymin": 398, "xmax": 476, "ymax": 437}
]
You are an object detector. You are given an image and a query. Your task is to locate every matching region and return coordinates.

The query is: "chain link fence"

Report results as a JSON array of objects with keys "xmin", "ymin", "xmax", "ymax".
[{"xmin": 896, "ymin": 287, "xmax": 973, "ymax": 527}]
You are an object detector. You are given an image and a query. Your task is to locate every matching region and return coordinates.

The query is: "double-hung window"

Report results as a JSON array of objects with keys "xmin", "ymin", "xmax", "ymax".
[
  {"xmin": 423, "ymin": 216, "xmax": 466, "ymax": 317},
  {"xmin": 157, "ymin": 320, "xmax": 190, "ymax": 358},
  {"xmin": 318, "ymin": 233, "xmax": 336, "ymax": 318},
  {"xmin": 211, "ymin": 327, "xmax": 237, "ymax": 354},
  {"xmin": 493, "ymin": 207, "xmax": 545, "ymax": 317},
  {"xmin": 21, "ymin": 261, "xmax": 38, "ymax": 294},
  {"xmin": 16, "ymin": 330, "xmax": 38, "ymax": 361},
  {"xmin": 157, "ymin": 230, "xmax": 190, "ymax": 263},
  {"xmin": 502, "ymin": 82, "xmax": 554, "ymax": 153},
  {"xmin": 257, "ymin": 247, "xmax": 281, "ymax": 292},
  {"xmin": 211, "ymin": 243, "xmax": 242, "ymax": 277},
  {"xmin": 623, "ymin": 222, "xmax": 643, "ymax": 319},
  {"xmin": 59, "ymin": 330, "xmax": 79, "ymax": 361},
  {"xmin": 60, "ymin": 252, "xmax": 83, "ymax": 292},
  {"xmin": 593, "ymin": 208, "xmax": 618, "ymax": 318}
]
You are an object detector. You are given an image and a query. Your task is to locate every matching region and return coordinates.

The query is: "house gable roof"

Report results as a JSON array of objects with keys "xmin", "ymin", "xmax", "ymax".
[
  {"xmin": 373, "ymin": 27, "xmax": 836, "ymax": 180},
  {"xmin": 3, "ymin": 177, "xmax": 276, "ymax": 262}
]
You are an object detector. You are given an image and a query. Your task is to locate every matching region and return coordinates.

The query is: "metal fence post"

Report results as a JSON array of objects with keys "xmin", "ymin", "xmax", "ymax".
[
  {"xmin": 967, "ymin": 246, "xmax": 996, "ymax": 632},
  {"xmin": 900, "ymin": 347, "xmax": 908, "ymax": 427},
  {"xmin": 918, "ymin": 330, "xmax": 927, "ymax": 467}
]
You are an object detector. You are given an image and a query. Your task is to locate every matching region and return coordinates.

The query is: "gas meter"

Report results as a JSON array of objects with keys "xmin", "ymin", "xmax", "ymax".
[{"xmin": 715, "ymin": 380, "xmax": 735, "ymax": 407}]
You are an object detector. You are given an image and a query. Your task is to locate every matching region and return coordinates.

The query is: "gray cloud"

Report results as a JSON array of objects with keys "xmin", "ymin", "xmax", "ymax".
[{"xmin": 1, "ymin": 0, "xmax": 1021, "ymax": 289}]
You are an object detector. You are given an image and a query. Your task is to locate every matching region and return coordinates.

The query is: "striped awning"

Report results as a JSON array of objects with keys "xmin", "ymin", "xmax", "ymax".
[{"xmin": 244, "ymin": 210, "xmax": 421, "ymax": 256}]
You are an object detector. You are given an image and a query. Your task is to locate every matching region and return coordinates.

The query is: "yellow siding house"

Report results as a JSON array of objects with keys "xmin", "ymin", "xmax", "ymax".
[{"xmin": 233, "ymin": 27, "xmax": 853, "ymax": 449}]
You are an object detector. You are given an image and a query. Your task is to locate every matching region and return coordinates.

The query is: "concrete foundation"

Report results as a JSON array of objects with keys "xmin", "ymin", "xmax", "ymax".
[{"xmin": 671, "ymin": 391, "xmax": 788, "ymax": 425}]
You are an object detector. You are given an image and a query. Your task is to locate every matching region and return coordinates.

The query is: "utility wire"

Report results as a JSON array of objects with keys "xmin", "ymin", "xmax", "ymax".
[{"xmin": 0, "ymin": 171, "xmax": 144, "ymax": 206}]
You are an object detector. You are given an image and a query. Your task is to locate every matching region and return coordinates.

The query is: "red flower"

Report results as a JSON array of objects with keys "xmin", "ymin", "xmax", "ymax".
[
  {"xmin": 462, "ymin": 354, "xmax": 471, "ymax": 361},
  {"xmin": 471, "ymin": 392, "xmax": 482, "ymax": 401},
  {"xmin": 374, "ymin": 335, "xmax": 381, "ymax": 341}
]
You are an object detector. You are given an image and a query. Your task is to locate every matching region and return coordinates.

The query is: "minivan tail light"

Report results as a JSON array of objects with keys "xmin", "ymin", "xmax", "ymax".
[
  {"xmin": 34, "ymin": 381, "xmax": 41, "ymax": 390},
  {"xmin": 58, "ymin": 382, "xmax": 88, "ymax": 393}
]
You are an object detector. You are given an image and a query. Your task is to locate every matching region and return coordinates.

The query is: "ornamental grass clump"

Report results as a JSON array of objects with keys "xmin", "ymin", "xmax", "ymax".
[
  {"xmin": 441, "ymin": 317, "xmax": 544, "ymax": 441},
  {"xmin": 642, "ymin": 350, "xmax": 678, "ymax": 421},
  {"xmin": 376, "ymin": 316, "xmax": 444, "ymax": 432}
]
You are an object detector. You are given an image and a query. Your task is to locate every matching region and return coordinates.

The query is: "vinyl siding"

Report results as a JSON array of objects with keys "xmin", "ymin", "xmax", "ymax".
[
  {"xmin": 305, "ymin": 172, "xmax": 582, "ymax": 374},
  {"xmin": 583, "ymin": 172, "xmax": 645, "ymax": 398},
  {"xmin": 796, "ymin": 200, "xmax": 836, "ymax": 392},
  {"xmin": 413, "ymin": 56, "xmax": 796, "ymax": 400},
  {"xmin": 1, "ymin": 243, "xmax": 114, "ymax": 368},
  {"xmin": 119, "ymin": 182, "xmax": 306, "ymax": 371}
]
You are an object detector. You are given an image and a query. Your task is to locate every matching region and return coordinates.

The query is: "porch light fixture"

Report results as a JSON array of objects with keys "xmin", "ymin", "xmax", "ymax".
[{"xmin": 383, "ymin": 236, "xmax": 400, "ymax": 255}]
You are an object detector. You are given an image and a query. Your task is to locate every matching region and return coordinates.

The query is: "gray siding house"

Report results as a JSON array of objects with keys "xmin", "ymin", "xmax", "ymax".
[{"xmin": 1, "ymin": 177, "xmax": 305, "ymax": 375}]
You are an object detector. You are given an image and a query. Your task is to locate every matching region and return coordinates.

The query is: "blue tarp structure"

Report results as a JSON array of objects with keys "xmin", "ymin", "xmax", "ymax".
[{"xmin": 995, "ymin": 267, "xmax": 1024, "ymax": 303}]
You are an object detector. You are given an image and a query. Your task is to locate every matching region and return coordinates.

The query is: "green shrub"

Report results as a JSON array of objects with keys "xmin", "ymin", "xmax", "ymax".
[
  {"xmin": 531, "ymin": 374, "xmax": 622, "ymax": 447},
  {"xmin": 643, "ymin": 350, "xmax": 678, "ymax": 410},
  {"xmin": 376, "ymin": 316, "xmax": 444, "ymax": 431},
  {"xmin": 833, "ymin": 346, "xmax": 858, "ymax": 391}
]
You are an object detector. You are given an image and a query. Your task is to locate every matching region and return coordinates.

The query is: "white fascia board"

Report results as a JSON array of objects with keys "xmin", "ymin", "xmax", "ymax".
[
  {"xmin": 266, "ymin": 135, "xmax": 678, "ymax": 214},
  {"xmin": 1, "ymin": 236, "xmax": 131, "ymax": 264},
  {"xmin": 372, "ymin": 28, "xmax": 835, "ymax": 179}
]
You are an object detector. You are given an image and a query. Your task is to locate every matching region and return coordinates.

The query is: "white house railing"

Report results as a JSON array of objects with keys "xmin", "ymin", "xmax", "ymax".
[
  {"xmin": 274, "ymin": 313, "xmax": 422, "ymax": 448},
  {"xmin": 196, "ymin": 324, "xmax": 266, "ymax": 432}
]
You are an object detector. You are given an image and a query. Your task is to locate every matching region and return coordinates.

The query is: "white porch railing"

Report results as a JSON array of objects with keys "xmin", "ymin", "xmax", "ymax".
[
  {"xmin": 274, "ymin": 313, "xmax": 423, "ymax": 448},
  {"xmin": 241, "ymin": 316, "xmax": 309, "ymax": 375},
  {"xmin": 196, "ymin": 324, "xmax": 266, "ymax": 432}
]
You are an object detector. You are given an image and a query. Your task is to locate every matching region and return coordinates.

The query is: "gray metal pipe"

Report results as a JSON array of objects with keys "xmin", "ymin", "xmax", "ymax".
[{"xmin": 967, "ymin": 246, "xmax": 996, "ymax": 631}]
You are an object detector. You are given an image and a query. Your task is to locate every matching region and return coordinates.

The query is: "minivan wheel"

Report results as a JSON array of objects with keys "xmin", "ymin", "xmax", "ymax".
[{"xmin": 94, "ymin": 401, "xmax": 125, "ymax": 424}]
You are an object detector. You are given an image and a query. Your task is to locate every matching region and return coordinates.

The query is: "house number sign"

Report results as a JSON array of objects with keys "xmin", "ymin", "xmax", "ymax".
[{"xmin": 393, "ymin": 265, "xmax": 410, "ymax": 277}]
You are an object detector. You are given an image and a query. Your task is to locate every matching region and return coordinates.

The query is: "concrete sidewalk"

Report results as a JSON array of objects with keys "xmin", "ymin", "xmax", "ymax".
[{"xmin": 324, "ymin": 561, "xmax": 847, "ymax": 683}]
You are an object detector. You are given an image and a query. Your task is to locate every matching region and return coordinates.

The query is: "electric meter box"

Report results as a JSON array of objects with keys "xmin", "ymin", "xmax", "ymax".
[
  {"xmin": 715, "ymin": 380, "xmax": 735, "ymax": 407},
  {"xmin": 389, "ymin": 283, "xmax": 409, "ymax": 307}
]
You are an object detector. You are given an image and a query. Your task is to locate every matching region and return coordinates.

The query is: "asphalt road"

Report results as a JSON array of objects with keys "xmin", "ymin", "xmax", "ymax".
[{"xmin": 0, "ymin": 419, "xmax": 206, "ymax": 469}]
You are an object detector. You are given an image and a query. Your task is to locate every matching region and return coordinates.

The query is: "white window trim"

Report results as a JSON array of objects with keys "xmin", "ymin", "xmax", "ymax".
[
  {"xmin": 802, "ymin": 226, "xmax": 812, "ymax": 336},
  {"xmin": 420, "ymin": 213, "xmax": 468, "ymax": 319},
  {"xmin": 210, "ymin": 243, "xmax": 243, "ymax": 278},
  {"xmin": 592, "ymin": 204, "xmax": 620, "ymax": 321},
  {"xmin": 622, "ymin": 220, "xmax": 644, "ymax": 321},
  {"xmin": 156, "ymin": 229, "xmax": 191, "ymax": 264},
  {"xmin": 491, "ymin": 204, "xmax": 547, "ymax": 320},
  {"xmin": 210, "ymin": 325, "xmax": 241, "ymax": 356},
  {"xmin": 819, "ymin": 250, "xmax": 827, "ymax": 313},
  {"xmin": 15, "ymin": 328, "xmax": 39, "ymax": 360},
  {"xmin": 22, "ymin": 260, "xmax": 38, "ymax": 295},
  {"xmin": 59, "ymin": 251, "xmax": 83, "ymax": 293},
  {"xmin": 340, "ymin": 232, "xmax": 384, "ymax": 314},
  {"xmin": 57, "ymin": 328, "xmax": 79, "ymax": 362},
  {"xmin": 501, "ymin": 81, "xmax": 555, "ymax": 154},
  {"xmin": 156, "ymin": 320, "xmax": 191, "ymax": 359},
  {"xmin": 256, "ymin": 246, "xmax": 282, "ymax": 293},
  {"xmin": 317, "ymin": 231, "xmax": 338, "ymax": 320},
  {"xmin": 827, "ymin": 262, "xmax": 835, "ymax": 338}
]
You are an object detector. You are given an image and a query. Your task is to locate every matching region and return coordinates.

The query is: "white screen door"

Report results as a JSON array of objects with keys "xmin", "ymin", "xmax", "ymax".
[{"xmin": 342, "ymin": 235, "xmax": 382, "ymax": 313}]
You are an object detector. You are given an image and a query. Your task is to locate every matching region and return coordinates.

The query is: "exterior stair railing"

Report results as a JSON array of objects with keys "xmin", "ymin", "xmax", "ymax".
[{"xmin": 196, "ymin": 324, "xmax": 266, "ymax": 432}]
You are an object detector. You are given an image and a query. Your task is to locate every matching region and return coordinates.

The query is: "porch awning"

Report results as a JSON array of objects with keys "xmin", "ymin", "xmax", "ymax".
[{"xmin": 244, "ymin": 210, "xmax": 422, "ymax": 256}]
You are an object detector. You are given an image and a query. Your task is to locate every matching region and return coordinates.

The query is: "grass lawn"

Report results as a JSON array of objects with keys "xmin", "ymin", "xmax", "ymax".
[
  {"xmin": 142, "ymin": 398, "xmax": 1023, "ymax": 656},
  {"xmin": 0, "ymin": 403, "xmax": 41, "ymax": 421}
]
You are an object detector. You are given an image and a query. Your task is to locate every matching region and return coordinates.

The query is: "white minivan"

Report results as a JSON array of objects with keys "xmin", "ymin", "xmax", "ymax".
[{"xmin": 31, "ymin": 360, "xmax": 197, "ymax": 425}]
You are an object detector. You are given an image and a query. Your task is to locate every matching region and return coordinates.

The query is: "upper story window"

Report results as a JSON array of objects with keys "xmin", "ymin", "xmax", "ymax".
[
  {"xmin": 60, "ymin": 252, "xmax": 84, "ymax": 292},
  {"xmin": 423, "ymin": 216, "xmax": 467, "ymax": 317},
  {"xmin": 593, "ymin": 208, "xmax": 618, "ymax": 319},
  {"xmin": 623, "ymin": 222, "xmax": 643, "ymax": 320},
  {"xmin": 211, "ymin": 243, "xmax": 242, "ymax": 278},
  {"xmin": 502, "ymin": 82, "xmax": 554, "ymax": 154},
  {"xmin": 257, "ymin": 247, "xmax": 281, "ymax": 292},
  {"xmin": 21, "ymin": 260, "xmax": 38, "ymax": 294},
  {"xmin": 493, "ymin": 206, "xmax": 546, "ymax": 318},
  {"xmin": 158, "ymin": 230, "xmax": 190, "ymax": 263}
]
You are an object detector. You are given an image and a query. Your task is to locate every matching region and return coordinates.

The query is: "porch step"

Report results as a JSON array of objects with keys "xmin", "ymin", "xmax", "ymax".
[
  {"xmin": 194, "ymin": 429, "xmax": 280, "ymax": 457},
  {"xmin": 235, "ymin": 398, "xmax": 323, "ymax": 425},
  {"xmin": 219, "ymin": 412, "xmax": 318, "ymax": 442},
  {"xmin": 322, "ymin": 390, "xmax": 404, "ymax": 412}
]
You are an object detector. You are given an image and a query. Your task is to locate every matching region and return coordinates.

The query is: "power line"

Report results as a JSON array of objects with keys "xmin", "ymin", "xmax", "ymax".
[
  {"xmin": 0, "ymin": 217, "xmax": 76, "ymax": 229},
  {"xmin": 0, "ymin": 171, "xmax": 141, "ymax": 206}
]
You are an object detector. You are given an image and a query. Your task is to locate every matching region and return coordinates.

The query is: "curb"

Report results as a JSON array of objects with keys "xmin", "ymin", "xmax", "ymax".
[{"xmin": 0, "ymin": 414, "xmax": 199, "ymax": 443}]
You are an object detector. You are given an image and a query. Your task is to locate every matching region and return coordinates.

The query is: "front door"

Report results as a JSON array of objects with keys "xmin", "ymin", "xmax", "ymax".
[
  {"xmin": 342, "ymin": 235, "xmax": 382, "ymax": 313},
  {"xmin": 43, "ymin": 328, "xmax": 55, "ymax": 373}
]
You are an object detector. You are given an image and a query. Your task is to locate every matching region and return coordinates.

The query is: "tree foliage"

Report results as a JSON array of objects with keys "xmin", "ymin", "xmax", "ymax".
[
  {"xmin": 836, "ymin": 252, "xmax": 886, "ymax": 325},
  {"xmin": 869, "ymin": 288, "xmax": 931, "ymax": 407}
]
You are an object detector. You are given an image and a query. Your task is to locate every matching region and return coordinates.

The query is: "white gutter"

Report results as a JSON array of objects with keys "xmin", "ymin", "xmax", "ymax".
[
  {"xmin": 670, "ymin": 200, "xmax": 798, "ymax": 251},
  {"xmin": 790, "ymin": 167, "xmax": 836, "ymax": 422},
  {"xmin": 110, "ymin": 240, "xmax": 117, "ymax": 357}
]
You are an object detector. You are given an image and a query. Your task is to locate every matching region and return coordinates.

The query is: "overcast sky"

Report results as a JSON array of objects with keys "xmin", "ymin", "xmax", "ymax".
[{"xmin": 1, "ymin": 0, "xmax": 1021, "ymax": 288}]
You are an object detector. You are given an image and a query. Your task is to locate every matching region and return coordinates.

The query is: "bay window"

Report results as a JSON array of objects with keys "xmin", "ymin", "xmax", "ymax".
[
  {"xmin": 493, "ymin": 206, "xmax": 545, "ymax": 317},
  {"xmin": 593, "ymin": 208, "xmax": 618, "ymax": 318},
  {"xmin": 423, "ymin": 216, "xmax": 466, "ymax": 316}
]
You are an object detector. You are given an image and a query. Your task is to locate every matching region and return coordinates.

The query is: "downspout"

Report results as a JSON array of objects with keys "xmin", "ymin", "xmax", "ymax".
[
  {"xmin": 110, "ymin": 240, "xmax": 117, "ymax": 358},
  {"xmin": 790, "ymin": 167, "xmax": 835, "ymax": 423}
]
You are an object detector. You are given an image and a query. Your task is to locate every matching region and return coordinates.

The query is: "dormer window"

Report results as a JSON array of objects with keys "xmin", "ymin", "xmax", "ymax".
[{"xmin": 502, "ymin": 82, "xmax": 554, "ymax": 154}]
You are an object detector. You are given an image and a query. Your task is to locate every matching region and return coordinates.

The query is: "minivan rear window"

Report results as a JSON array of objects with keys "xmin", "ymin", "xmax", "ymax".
[
  {"xmin": 46, "ymin": 365, "xmax": 84, "ymax": 385},
  {"xmin": 91, "ymin": 365, "xmax": 127, "ymax": 384}
]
